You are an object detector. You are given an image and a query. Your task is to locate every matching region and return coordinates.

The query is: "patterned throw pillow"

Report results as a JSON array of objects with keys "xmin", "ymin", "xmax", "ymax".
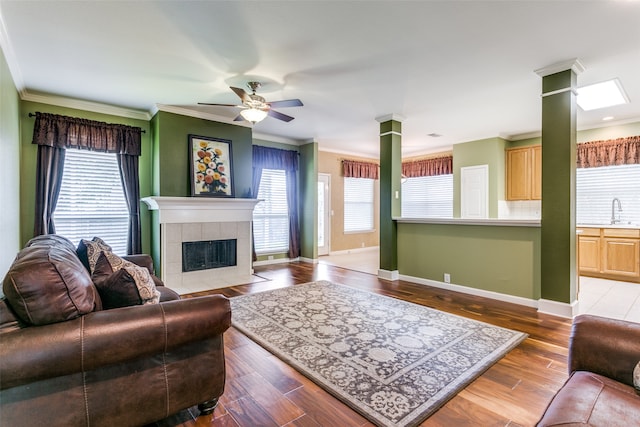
[
  {"xmin": 634, "ymin": 361, "xmax": 640, "ymax": 394},
  {"xmin": 77, "ymin": 237, "xmax": 112, "ymax": 273},
  {"xmin": 91, "ymin": 251, "xmax": 160, "ymax": 309}
]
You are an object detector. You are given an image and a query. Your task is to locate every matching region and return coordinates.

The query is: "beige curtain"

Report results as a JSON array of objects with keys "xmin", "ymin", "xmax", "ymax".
[
  {"xmin": 577, "ymin": 136, "xmax": 639, "ymax": 168},
  {"xmin": 342, "ymin": 159, "xmax": 379, "ymax": 179},
  {"xmin": 402, "ymin": 155, "xmax": 453, "ymax": 177}
]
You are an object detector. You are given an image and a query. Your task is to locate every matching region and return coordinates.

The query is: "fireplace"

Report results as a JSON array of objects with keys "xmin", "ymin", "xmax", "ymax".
[
  {"xmin": 182, "ymin": 239, "xmax": 237, "ymax": 272},
  {"xmin": 141, "ymin": 197, "xmax": 261, "ymax": 294}
]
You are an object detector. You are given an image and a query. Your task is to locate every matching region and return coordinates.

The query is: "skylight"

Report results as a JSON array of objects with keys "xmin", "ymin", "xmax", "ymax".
[{"xmin": 576, "ymin": 79, "xmax": 629, "ymax": 111}]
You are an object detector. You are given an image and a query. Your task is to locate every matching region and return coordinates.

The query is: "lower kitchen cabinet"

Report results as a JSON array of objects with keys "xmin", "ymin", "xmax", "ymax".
[{"xmin": 578, "ymin": 227, "xmax": 640, "ymax": 283}]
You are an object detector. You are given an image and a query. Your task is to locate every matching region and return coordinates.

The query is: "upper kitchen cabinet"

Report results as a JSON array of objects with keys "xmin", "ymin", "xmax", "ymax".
[{"xmin": 506, "ymin": 145, "xmax": 541, "ymax": 201}]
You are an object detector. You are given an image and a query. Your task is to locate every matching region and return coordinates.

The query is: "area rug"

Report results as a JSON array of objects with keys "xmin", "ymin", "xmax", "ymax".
[{"xmin": 230, "ymin": 281, "xmax": 527, "ymax": 427}]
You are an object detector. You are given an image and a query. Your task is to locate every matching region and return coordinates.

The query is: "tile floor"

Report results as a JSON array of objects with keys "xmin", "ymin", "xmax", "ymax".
[{"xmin": 318, "ymin": 247, "xmax": 640, "ymax": 321}]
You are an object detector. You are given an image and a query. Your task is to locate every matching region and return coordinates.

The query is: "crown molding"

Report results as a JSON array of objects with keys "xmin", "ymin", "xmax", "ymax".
[
  {"xmin": 375, "ymin": 113, "xmax": 405, "ymax": 123},
  {"xmin": 534, "ymin": 58, "xmax": 585, "ymax": 77},
  {"xmin": 252, "ymin": 132, "xmax": 305, "ymax": 146},
  {"xmin": 21, "ymin": 91, "xmax": 151, "ymax": 121},
  {"xmin": 154, "ymin": 104, "xmax": 252, "ymax": 128},
  {"xmin": 318, "ymin": 147, "xmax": 379, "ymax": 160}
]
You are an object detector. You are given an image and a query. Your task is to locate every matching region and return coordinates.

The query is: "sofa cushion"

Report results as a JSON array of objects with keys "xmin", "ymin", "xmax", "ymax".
[
  {"xmin": 77, "ymin": 237, "xmax": 112, "ymax": 273},
  {"xmin": 537, "ymin": 371, "xmax": 640, "ymax": 426},
  {"xmin": 2, "ymin": 243, "xmax": 96, "ymax": 325},
  {"xmin": 92, "ymin": 252, "xmax": 160, "ymax": 309},
  {"xmin": 634, "ymin": 361, "xmax": 640, "ymax": 393}
]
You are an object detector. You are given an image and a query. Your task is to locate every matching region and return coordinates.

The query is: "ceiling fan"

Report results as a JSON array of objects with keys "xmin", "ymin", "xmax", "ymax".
[{"xmin": 198, "ymin": 82, "xmax": 303, "ymax": 124}]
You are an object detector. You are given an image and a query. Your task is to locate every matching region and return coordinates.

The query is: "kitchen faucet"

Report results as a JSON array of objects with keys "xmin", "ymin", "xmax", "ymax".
[{"xmin": 611, "ymin": 198, "xmax": 623, "ymax": 224}]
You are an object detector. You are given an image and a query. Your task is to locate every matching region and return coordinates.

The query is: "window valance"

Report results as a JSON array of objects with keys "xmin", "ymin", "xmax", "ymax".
[
  {"xmin": 577, "ymin": 136, "xmax": 639, "ymax": 168},
  {"xmin": 402, "ymin": 155, "xmax": 453, "ymax": 177},
  {"xmin": 342, "ymin": 159, "xmax": 379, "ymax": 179},
  {"xmin": 32, "ymin": 112, "xmax": 142, "ymax": 156}
]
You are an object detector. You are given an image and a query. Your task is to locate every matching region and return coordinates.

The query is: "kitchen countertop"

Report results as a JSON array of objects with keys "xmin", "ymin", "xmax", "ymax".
[
  {"xmin": 393, "ymin": 218, "xmax": 640, "ymax": 229},
  {"xmin": 393, "ymin": 217, "xmax": 540, "ymax": 227},
  {"xmin": 577, "ymin": 223, "xmax": 640, "ymax": 229}
]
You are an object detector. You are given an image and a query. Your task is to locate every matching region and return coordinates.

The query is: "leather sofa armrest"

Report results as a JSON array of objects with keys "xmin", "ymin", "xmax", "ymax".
[
  {"xmin": 569, "ymin": 314, "xmax": 640, "ymax": 387},
  {"xmin": 0, "ymin": 295, "xmax": 231, "ymax": 390},
  {"xmin": 122, "ymin": 254, "xmax": 155, "ymax": 275}
]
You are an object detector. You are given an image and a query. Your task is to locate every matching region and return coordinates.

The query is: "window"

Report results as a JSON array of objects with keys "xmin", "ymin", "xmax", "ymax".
[
  {"xmin": 253, "ymin": 169, "xmax": 289, "ymax": 254},
  {"xmin": 344, "ymin": 177, "xmax": 374, "ymax": 232},
  {"xmin": 53, "ymin": 148, "xmax": 129, "ymax": 255},
  {"xmin": 577, "ymin": 164, "xmax": 640, "ymax": 224},
  {"xmin": 401, "ymin": 175, "xmax": 453, "ymax": 218}
]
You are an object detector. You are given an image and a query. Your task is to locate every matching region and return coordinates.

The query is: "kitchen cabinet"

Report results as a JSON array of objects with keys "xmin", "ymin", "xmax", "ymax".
[
  {"xmin": 578, "ymin": 228, "xmax": 601, "ymax": 273},
  {"xmin": 578, "ymin": 227, "xmax": 640, "ymax": 283},
  {"xmin": 506, "ymin": 145, "xmax": 541, "ymax": 201}
]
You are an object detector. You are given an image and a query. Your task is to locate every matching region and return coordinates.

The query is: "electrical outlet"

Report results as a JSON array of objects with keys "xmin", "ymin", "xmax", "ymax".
[
  {"xmin": 444, "ymin": 273, "xmax": 451, "ymax": 283},
  {"xmin": 268, "ymin": 255, "xmax": 274, "ymax": 260}
]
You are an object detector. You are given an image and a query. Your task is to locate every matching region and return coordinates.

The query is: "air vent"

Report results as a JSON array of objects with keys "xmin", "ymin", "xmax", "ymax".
[{"xmin": 427, "ymin": 133, "xmax": 442, "ymax": 138}]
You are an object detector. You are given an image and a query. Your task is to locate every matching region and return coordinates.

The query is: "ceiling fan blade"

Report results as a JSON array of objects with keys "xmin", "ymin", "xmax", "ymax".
[
  {"xmin": 233, "ymin": 115, "xmax": 245, "ymax": 122},
  {"xmin": 267, "ymin": 99, "xmax": 303, "ymax": 108},
  {"xmin": 230, "ymin": 86, "xmax": 250, "ymax": 103},
  {"xmin": 198, "ymin": 102, "xmax": 242, "ymax": 107},
  {"xmin": 267, "ymin": 109, "xmax": 295, "ymax": 122}
]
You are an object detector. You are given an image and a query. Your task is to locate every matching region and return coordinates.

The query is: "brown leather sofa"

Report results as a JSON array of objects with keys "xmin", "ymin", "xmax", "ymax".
[
  {"xmin": 0, "ymin": 235, "xmax": 232, "ymax": 427},
  {"xmin": 537, "ymin": 314, "xmax": 640, "ymax": 426}
]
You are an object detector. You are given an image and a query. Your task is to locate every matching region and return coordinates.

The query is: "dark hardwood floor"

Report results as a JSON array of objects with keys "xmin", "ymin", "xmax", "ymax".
[{"xmin": 156, "ymin": 261, "xmax": 572, "ymax": 427}]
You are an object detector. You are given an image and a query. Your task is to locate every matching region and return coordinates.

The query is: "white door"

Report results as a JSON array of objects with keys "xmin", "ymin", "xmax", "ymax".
[
  {"xmin": 461, "ymin": 165, "xmax": 489, "ymax": 219},
  {"xmin": 318, "ymin": 173, "xmax": 331, "ymax": 256}
]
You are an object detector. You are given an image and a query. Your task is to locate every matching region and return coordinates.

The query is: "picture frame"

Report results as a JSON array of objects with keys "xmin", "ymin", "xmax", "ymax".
[{"xmin": 188, "ymin": 134, "xmax": 234, "ymax": 197}]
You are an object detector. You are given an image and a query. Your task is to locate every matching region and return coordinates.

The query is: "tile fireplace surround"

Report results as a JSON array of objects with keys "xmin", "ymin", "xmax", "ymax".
[{"xmin": 141, "ymin": 196, "xmax": 262, "ymax": 295}]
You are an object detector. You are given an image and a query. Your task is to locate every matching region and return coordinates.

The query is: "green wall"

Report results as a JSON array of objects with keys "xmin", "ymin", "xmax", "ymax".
[
  {"xmin": 18, "ymin": 101, "xmax": 153, "ymax": 253},
  {"xmin": 452, "ymin": 137, "xmax": 507, "ymax": 218},
  {"xmin": 299, "ymin": 141, "xmax": 318, "ymax": 260},
  {"xmin": 0, "ymin": 47, "xmax": 21, "ymax": 280},
  {"xmin": 152, "ymin": 111, "xmax": 253, "ymax": 198},
  {"xmin": 398, "ymin": 223, "xmax": 541, "ymax": 299}
]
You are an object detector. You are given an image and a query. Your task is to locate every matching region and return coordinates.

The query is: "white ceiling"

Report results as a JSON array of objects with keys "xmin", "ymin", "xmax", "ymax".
[{"xmin": 1, "ymin": 1, "xmax": 639, "ymax": 158}]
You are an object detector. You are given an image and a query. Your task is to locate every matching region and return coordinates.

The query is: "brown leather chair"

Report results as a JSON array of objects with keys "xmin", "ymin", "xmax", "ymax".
[
  {"xmin": 536, "ymin": 314, "xmax": 640, "ymax": 426},
  {"xmin": 1, "ymin": 235, "xmax": 231, "ymax": 427}
]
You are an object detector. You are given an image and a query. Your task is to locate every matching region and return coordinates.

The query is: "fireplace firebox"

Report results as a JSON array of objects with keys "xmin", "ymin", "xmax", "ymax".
[{"xmin": 182, "ymin": 239, "xmax": 237, "ymax": 272}]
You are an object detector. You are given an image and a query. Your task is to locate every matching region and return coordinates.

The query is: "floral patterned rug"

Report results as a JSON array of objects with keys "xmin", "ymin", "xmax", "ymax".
[{"xmin": 231, "ymin": 281, "xmax": 527, "ymax": 427}]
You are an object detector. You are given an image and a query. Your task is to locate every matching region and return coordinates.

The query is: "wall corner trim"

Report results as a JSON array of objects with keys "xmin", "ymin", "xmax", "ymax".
[
  {"xmin": 537, "ymin": 298, "xmax": 579, "ymax": 319},
  {"xmin": 375, "ymin": 114, "xmax": 405, "ymax": 123},
  {"xmin": 378, "ymin": 269, "xmax": 399, "ymax": 281},
  {"xmin": 534, "ymin": 58, "xmax": 585, "ymax": 77}
]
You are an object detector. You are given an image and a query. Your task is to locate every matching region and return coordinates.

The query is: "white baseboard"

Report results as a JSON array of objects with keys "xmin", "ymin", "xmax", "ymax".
[
  {"xmin": 329, "ymin": 246, "xmax": 379, "ymax": 256},
  {"xmin": 252, "ymin": 257, "xmax": 297, "ymax": 267},
  {"xmin": 378, "ymin": 269, "xmax": 399, "ymax": 281},
  {"xmin": 399, "ymin": 274, "xmax": 539, "ymax": 309},
  {"xmin": 537, "ymin": 298, "xmax": 579, "ymax": 318},
  {"xmin": 299, "ymin": 257, "xmax": 318, "ymax": 264}
]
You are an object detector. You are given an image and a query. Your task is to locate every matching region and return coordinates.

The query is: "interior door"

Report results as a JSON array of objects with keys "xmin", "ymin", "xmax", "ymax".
[
  {"xmin": 318, "ymin": 173, "xmax": 331, "ymax": 256},
  {"xmin": 461, "ymin": 165, "xmax": 489, "ymax": 219}
]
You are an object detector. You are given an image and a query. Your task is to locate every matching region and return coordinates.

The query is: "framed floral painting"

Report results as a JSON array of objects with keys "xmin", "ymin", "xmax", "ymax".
[{"xmin": 188, "ymin": 134, "xmax": 234, "ymax": 197}]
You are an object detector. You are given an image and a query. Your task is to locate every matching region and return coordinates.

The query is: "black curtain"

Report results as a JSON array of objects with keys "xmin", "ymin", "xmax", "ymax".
[
  {"xmin": 32, "ymin": 112, "xmax": 143, "ymax": 254},
  {"xmin": 252, "ymin": 145, "xmax": 300, "ymax": 259},
  {"xmin": 34, "ymin": 146, "xmax": 66, "ymax": 235}
]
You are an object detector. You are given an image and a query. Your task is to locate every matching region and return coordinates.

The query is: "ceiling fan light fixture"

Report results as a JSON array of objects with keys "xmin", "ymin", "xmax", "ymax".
[{"xmin": 240, "ymin": 108, "xmax": 268, "ymax": 124}]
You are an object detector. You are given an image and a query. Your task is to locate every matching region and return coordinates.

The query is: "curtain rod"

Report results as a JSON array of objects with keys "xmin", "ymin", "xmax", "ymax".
[{"xmin": 28, "ymin": 113, "xmax": 146, "ymax": 133}]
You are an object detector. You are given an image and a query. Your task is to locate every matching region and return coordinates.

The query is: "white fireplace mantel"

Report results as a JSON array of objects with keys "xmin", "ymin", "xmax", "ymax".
[{"xmin": 141, "ymin": 196, "xmax": 261, "ymax": 224}]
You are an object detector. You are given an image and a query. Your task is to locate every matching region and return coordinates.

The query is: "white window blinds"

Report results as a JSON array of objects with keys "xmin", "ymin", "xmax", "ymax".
[
  {"xmin": 577, "ymin": 164, "xmax": 640, "ymax": 225},
  {"xmin": 253, "ymin": 169, "xmax": 289, "ymax": 254},
  {"xmin": 401, "ymin": 175, "xmax": 453, "ymax": 218},
  {"xmin": 53, "ymin": 148, "xmax": 129, "ymax": 255},
  {"xmin": 344, "ymin": 177, "xmax": 374, "ymax": 232}
]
